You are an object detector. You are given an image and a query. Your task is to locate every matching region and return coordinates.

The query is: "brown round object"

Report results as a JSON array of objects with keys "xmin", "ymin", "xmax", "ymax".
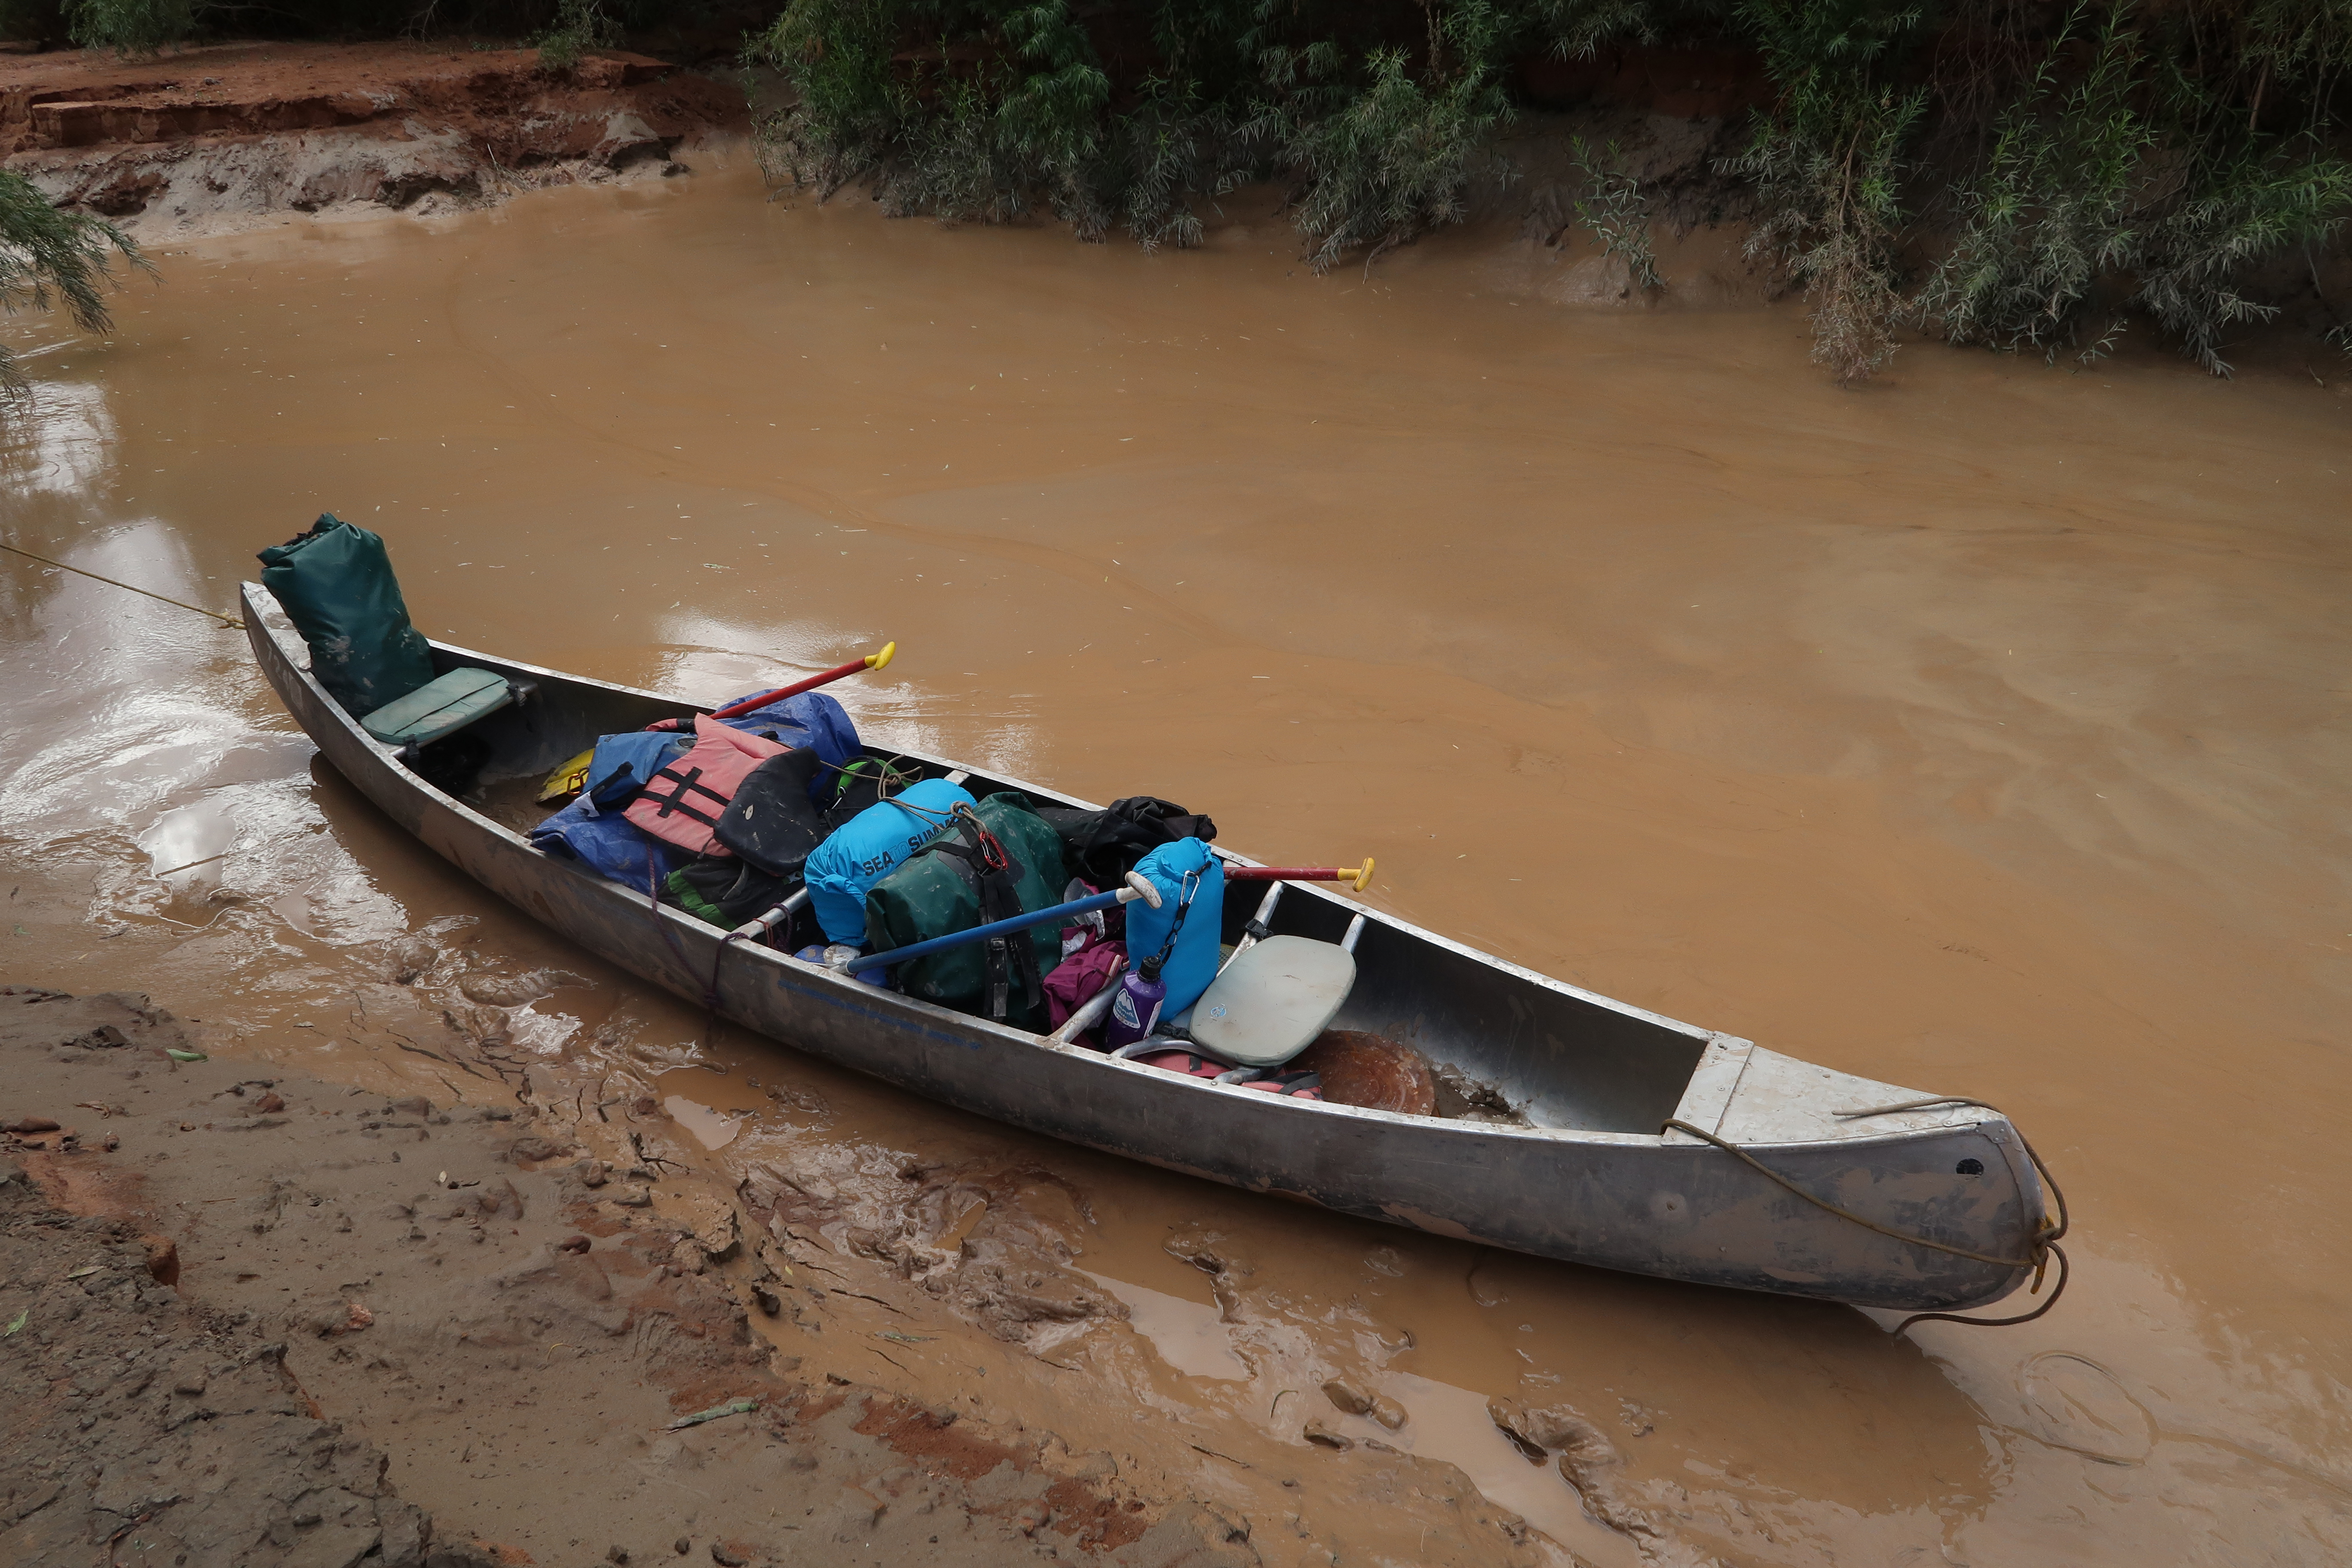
[{"xmin": 1289, "ymin": 1031, "xmax": 1437, "ymax": 1116}]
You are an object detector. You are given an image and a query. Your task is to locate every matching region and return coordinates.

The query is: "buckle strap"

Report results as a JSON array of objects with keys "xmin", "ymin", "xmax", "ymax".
[{"xmin": 645, "ymin": 764, "xmax": 729, "ymax": 824}]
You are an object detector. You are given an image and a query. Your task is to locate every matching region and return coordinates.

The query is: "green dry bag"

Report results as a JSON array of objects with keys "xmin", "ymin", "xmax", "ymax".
[
  {"xmin": 257, "ymin": 514, "xmax": 436, "ymax": 717},
  {"xmin": 864, "ymin": 792, "xmax": 1069, "ymax": 1031}
]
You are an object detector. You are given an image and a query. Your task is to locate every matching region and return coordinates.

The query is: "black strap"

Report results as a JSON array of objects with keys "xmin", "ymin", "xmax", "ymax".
[
  {"xmin": 645, "ymin": 764, "xmax": 729, "ymax": 825},
  {"xmin": 1148, "ymin": 871, "xmax": 1201, "ymax": 969},
  {"xmin": 934, "ymin": 823, "xmax": 1042, "ymax": 1022}
]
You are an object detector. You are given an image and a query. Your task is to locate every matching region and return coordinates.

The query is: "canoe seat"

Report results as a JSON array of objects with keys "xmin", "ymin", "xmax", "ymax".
[
  {"xmin": 361, "ymin": 666, "xmax": 512, "ymax": 747},
  {"xmin": 1187, "ymin": 935, "xmax": 1356, "ymax": 1069}
]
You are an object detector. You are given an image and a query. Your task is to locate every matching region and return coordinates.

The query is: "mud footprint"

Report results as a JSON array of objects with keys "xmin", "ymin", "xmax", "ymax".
[{"xmin": 2017, "ymin": 1351, "xmax": 2156, "ymax": 1465}]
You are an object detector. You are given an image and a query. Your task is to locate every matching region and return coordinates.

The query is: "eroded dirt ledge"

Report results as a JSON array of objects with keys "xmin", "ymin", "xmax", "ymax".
[{"xmin": 0, "ymin": 40, "xmax": 747, "ymax": 239}]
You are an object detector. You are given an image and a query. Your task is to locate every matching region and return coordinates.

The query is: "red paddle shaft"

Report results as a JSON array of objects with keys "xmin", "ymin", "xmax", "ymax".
[
  {"xmin": 1223, "ymin": 860, "xmax": 1375, "ymax": 892},
  {"xmin": 709, "ymin": 641, "xmax": 897, "ymax": 720}
]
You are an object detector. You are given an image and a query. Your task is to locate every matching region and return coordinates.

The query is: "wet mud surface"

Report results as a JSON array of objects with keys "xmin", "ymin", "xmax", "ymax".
[
  {"xmin": 0, "ymin": 989, "xmax": 1276, "ymax": 1568},
  {"xmin": 1, "ymin": 163, "xmax": 2349, "ymax": 1566}
]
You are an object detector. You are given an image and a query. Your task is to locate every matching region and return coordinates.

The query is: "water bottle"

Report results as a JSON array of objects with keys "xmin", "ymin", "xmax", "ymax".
[{"xmin": 1103, "ymin": 956, "xmax": 1167, "ymax": 1050}]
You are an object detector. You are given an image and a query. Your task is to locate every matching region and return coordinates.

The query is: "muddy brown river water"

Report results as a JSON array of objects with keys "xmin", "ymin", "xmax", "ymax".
[{"xmin": 4, "ymin": 158, "xmax": 2349, "ymax": 1566}]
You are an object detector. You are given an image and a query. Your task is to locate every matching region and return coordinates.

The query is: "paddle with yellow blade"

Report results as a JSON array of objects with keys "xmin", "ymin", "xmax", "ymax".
[
  {"xmin": 707, "ymin": 640, "xmax": 897, "ymax": 720},
  {"xmin": 537, "ymin": 641, "xmax": 899, "ymax": 802}
]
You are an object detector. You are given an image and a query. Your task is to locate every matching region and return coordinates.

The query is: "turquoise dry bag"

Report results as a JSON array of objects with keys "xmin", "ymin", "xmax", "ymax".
[
  {"xmin": 1124, "ymin": 838, "xmax": 1224, "ymax": 1020},
  {"xmin": 802, "ymin": 778, "xmax": 974, "ymax": 944}
]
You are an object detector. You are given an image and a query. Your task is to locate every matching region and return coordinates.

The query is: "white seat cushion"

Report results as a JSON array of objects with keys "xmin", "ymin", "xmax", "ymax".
[{"xmin": 1188, "ymin": 936, "xmax": 1357, "ymax": 1068}]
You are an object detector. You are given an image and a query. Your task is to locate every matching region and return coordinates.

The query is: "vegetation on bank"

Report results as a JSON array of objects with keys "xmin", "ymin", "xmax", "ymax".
[
  {"xmin": 0, "ymin": 0, "xmax": 2345, "ymax": 379},
  {"xmin": 737, "ymin": 0, "xmax": 2352, "ymax": 379}
]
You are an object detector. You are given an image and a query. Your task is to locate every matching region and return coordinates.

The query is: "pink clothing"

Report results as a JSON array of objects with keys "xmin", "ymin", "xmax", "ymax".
[{"xmin": 1044, "ymin": 940, "xmax": 1127, "ymax": 1035}]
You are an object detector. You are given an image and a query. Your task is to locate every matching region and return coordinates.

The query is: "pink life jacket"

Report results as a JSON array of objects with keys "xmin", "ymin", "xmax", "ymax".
[
  {"xmin": 623, "ymin": 714, "xmax": 788, "ymax": 856},
  {"xmin": 1130, "ymin": 1050, "xmax": 1323, "ymax": 1100}
]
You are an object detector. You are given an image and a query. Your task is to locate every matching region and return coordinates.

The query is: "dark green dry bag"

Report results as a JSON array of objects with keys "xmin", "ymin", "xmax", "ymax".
[
  {"xmin": 668, "ymin": 856, "xmax": 798, "ymax": 928},
  {"xmin": 257, "ymin": 514, "xmax": 436, "ymax": 717},
  {"xmin": 864, "ymin": 792, "xmax": 1068, "ymax": 1031}
]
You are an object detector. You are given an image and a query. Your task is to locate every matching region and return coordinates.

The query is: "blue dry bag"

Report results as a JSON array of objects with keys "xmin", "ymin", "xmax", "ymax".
[
  {"xmin": 802, "ymin": 778, "xmax": 974, "ymax": 944},
  {"xmin": 720, "ymin": 691, "xmax": 861, "ymax": 796},
  {"xmin": 653, "ymin": 691, "xmax": 863, "ymax": 805},
  {"xmin": 1124, "ymin": 838, "xmax": 1224, "ymax": 1019}
]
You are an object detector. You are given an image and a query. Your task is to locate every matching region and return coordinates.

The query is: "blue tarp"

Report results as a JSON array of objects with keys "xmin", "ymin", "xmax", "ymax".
[
  {"xmin": 529, "ymin": 791, "xmax": 687, "ymax": 891},
  {"xmin": 585, "ymin": 731, "xmax": 692, "ymax": 808}
]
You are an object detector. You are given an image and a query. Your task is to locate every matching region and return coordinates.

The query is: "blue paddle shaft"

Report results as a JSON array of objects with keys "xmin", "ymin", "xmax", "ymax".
[{"xmin": 843, "ymin": 888, "xmax": 1123, "ymax": 974}]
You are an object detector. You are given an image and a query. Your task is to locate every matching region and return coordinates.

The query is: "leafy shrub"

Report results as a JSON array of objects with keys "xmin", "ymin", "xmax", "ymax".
[
  {"xmin": 747, "ymin": 0, "xmax": 1115, "ymax": 228},
  {"xmin": 1720, "ymin": 0, "xmax": 1926, "ymax": 380},
  {"xmin": 746, "ymin": 0, "xmax": 1517, "ymax": 267},
  {"xmin": 1105, "ymin": 80, "xmax": 1241, "ymax": 250},
  {"xmin": 63, "ymin": 0, "xmax": 196, "ymax": 55},
  {"xmin": 0, "ymin": 170, "xmax": 148, "ymax": 404},
  {"xmin": 744, "ymin": 0, "xmax": 906, "ymax": 197},
  {"xmin": 1274, "ymin": 26, "xmax": 1516, "ymax": 272},
  {"xmin": 1916, "ymin": 9, "xmax": 2148, "ymax": 361},
  {"xmin": 536, "ymin": 0, "xmax": 619, "ymax": 71},
  {"xmin": 1569, "ymin": 134, "xmax": 1663, "ymax": 288},
  {"xmin": 1528, "ymin": 0, "xmax": 1720, "ymax": 57},
  {"xmin": 1921, "ymin": 3, "xmax": 2352, "ymax": 374},
  {"xmin": 2134, "ymin": 150, "xmax": 2352, "ymax": 373}
]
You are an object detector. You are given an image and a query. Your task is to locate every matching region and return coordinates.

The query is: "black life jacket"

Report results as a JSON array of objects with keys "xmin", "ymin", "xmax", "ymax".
[
  {"xmin": 1034, "ymin": 796, "xmax": 1217, "ymax": 887},
  {"xmin": 713, "ymin": 748, "xmax": 829, "ymax": 879}
]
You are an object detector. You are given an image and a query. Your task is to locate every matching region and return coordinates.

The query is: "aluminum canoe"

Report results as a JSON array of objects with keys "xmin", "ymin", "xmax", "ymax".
[{"xmin": 244, "ymin": 582, "xmax": 2052, "ymax": 1314}]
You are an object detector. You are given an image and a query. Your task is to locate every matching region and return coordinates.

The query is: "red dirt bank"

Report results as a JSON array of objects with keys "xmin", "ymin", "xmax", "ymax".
[{"xmin": 0, "ymin": 40, "xmax": 747, "ymax": 233}]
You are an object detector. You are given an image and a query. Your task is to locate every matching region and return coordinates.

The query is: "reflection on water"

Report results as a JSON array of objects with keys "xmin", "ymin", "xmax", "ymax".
[
  {"xmin": 141, "ymin": 794, "xmax": 240, "ymax": 883},
  {"xmin": 1078, "ymin": 1269, "xmax": 1252, "ymax": 1382},
  {"xmin": 664, "ymin": 1093, "xmax": 746, "ymax": 1150},
  {"xmin": 1079, "ymin": 1263, "xmax": 1642, "ymax": 1566},
  {"xmin": 0, "ymin": 165, "xmax": 2347, "ymax": 1566},
  {"xmin": 1, "ymin": 378, "xmax": 116, "ymax": 497}
]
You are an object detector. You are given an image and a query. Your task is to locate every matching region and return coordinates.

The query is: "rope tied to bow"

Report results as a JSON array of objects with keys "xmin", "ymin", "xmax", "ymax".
[
  {"xmin": 1663, "ymin": 1094, "xmax": 2070, "ymax": 1336},
  {"xmin": 1, "ymin": 540, "xmax": 245, "ymax": 628}
]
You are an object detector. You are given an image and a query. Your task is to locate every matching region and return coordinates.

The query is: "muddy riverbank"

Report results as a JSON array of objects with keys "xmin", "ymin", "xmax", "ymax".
[
  {"xmin": 0, "ymin": 987, "xmax": 1272, "ymax": 1568},
  {"xmin": 2, "ymin": 157, "xmax": 2349, "ymax": 1567}
]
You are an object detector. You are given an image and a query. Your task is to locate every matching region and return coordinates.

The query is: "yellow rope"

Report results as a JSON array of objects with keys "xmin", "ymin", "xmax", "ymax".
[{"xmin": 0, "ymin": 540, "xmax": 244, "ymax": 628}]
